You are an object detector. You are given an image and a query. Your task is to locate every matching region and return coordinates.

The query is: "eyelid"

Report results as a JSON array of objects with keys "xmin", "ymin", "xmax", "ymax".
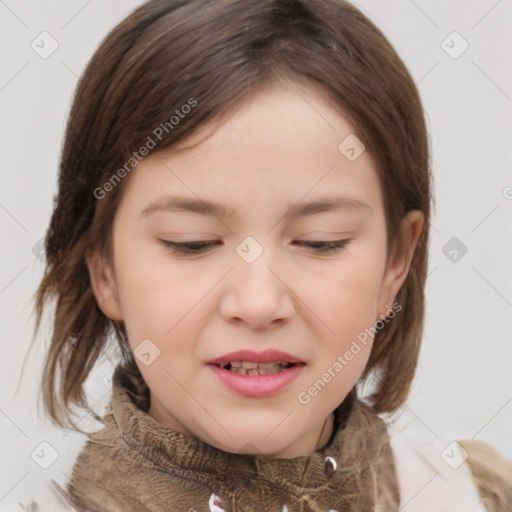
[
  {"xmin": 158, "ymin": 238, "xmax": 351, "ymax": 255},
  {"xmin": 160, "ymin": 240, "xmax": 219, "ymax": 249},
  {"xmin": 293, "ymin": 239, "xmax": 350, "ymax": 253}
]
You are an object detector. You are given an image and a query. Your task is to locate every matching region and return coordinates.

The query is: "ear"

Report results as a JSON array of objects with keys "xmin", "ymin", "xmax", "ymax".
[
  {"xmin": 376, "ymin": 210, "xmax": 424, "ymax": 320},
  {"xmin": 85, "ymin": 249, "xmax": 124, "ymax": 321}
]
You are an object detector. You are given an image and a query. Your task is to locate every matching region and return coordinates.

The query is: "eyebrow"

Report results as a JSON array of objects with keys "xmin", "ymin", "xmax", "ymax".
[{"xmin": 141, "ymin": 194, "xmax": 373, "ymax": 218}]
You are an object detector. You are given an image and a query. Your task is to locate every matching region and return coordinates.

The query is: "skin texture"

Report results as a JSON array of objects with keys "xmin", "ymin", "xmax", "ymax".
[{"xmin": 87, "ymin": 78, "xmax": 424, "ymax": 459}]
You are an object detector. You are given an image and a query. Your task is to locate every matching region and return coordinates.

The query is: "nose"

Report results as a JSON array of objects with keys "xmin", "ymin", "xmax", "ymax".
[{"xmin": 219, "ymin": 246, "xmax": 295, "ymax": 330}]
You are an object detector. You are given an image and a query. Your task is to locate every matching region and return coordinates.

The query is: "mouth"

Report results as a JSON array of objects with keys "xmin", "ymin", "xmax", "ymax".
[
  {"xmin": 207, "ymin": 349, "xmax": 305, "ymax": 376},
  {"xmin": 207, "ymin": 360, "xmax": 305, "ymax": 398}
]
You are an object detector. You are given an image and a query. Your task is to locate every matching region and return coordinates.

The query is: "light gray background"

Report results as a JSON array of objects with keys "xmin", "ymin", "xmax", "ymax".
[{"xmin": 1, "ymin": 0, "xmax": 511, "ymax": 508}]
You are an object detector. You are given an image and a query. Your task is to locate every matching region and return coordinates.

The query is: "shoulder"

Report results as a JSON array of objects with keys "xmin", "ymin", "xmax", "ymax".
[
  {"xmin": 459, "ymin": 438, "xmax": 512, "ymax": 512},
  {"xmin": 0, "ymin": 477, "xmax": 97, "ymax": 512},
  {"xmin": 388, "ymin": 427, "xmax": 512, "ymax": 512}
]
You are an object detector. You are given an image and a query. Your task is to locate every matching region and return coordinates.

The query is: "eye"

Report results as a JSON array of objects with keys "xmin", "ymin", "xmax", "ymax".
[
  {"xmin": 295, "ymin": 239, "xmax": 350, "ymax": 253},
  {"xmin": 160, "ymin": 240, "xmax": 219, "ymax": 254},
  {"xmin": 160, "ymin": 239, "xmax": 350, "ymax": 255}
]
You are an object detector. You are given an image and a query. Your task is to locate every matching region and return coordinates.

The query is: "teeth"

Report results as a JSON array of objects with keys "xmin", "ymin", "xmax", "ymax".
[
  {"xmin": 220, "ymin": 361, "xmax": 290, "ymax": 368},
  {"xmin": 258, "ymin": 362, "xmax": 287, "ymax": 369},
  {"xmin": 218, "ymin": 361, "xmax": 294, "ymax": 375}
]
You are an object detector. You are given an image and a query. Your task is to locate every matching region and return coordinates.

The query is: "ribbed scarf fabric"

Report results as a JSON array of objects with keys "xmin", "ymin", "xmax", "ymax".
[{"xmin": 63, "ymin": 364, "xmax": 400, "ymax": 512}]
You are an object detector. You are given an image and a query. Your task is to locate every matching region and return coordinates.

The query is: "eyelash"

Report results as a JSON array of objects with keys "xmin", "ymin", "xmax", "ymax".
[{"xmin": 160, "ymin": 239, "xmax": 350, "ymax": 255}]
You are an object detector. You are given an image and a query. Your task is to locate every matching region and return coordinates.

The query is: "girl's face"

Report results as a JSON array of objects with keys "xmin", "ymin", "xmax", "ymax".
[{"xmin": 88, "ymin": 79, "xmax": 423, "ymax": 458}]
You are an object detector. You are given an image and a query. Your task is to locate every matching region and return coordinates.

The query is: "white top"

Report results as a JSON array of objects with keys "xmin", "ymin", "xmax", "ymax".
[{"xmin": 389, "ymin": 430, "xmax": 485, "ymax": 512}]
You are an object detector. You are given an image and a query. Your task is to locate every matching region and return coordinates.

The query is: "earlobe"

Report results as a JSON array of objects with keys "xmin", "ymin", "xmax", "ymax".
[
  {"xmin": 377, "ymin": 210, "xmax": 424, "ymax": 319},
  {"xmin": 85, "ymin": 249, "xmax": 124, "ymax": 321}
]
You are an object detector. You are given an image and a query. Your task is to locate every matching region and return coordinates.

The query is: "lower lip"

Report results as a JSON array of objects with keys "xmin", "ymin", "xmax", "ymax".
[{"xmin": 207, "ymin": 363, "xmax": 305, "ymax": 398}]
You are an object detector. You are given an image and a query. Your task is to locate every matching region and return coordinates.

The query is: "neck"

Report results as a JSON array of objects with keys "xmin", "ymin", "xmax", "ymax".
[{"xmin": 257, "ymin": 411, "xmax": 335, "ymax": 460}]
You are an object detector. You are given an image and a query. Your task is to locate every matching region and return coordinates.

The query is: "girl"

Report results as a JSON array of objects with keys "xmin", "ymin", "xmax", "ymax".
[{"xmin": 29, "ymin": 0, "xmax": 511, "ymax": 510}]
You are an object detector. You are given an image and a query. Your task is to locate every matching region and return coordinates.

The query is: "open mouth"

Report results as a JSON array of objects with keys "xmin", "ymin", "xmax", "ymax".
[
  {"xmin": 208, "ymin": 360, "xmax": 305, "ymax": 397},
  {"xmin": 215, "ymin": 362, "xmax": 298, "ymax": 376}
]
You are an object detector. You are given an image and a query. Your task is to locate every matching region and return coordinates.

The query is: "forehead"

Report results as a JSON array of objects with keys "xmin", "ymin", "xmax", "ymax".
[
  {"xmin": 165, "ymin": 79, "xmax": 359, "ymax": 160},
  {"xmin": 118, "ymin": 80, "xmax": 384, "ymax": 221}
]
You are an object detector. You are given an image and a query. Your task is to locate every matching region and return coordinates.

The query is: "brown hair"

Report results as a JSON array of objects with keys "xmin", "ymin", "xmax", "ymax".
[{"xmin": 28, "ymin": 0, "xmax": 432, "ymax": 432}]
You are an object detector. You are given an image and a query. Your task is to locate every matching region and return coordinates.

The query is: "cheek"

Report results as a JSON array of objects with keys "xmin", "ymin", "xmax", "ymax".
[
  {"xmin": 305, "ymin": 269, "xmax": 380, "ymax": 399},
  {"xmin": 299, "ymin": 256, "xmax": 385, "ymax": 340},
  {"xmin": 113, "ymin": 241, "xmax": 217, "ymax": 355},
  {"xmin": 114, "ymin": 249, "xmax": 165, "ymax": 331}
]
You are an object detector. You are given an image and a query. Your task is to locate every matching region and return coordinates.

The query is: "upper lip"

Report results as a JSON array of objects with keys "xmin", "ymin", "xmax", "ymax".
[{"xmin": 207, "ymin": 349, "xmax": 304, "ymax": 365}]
